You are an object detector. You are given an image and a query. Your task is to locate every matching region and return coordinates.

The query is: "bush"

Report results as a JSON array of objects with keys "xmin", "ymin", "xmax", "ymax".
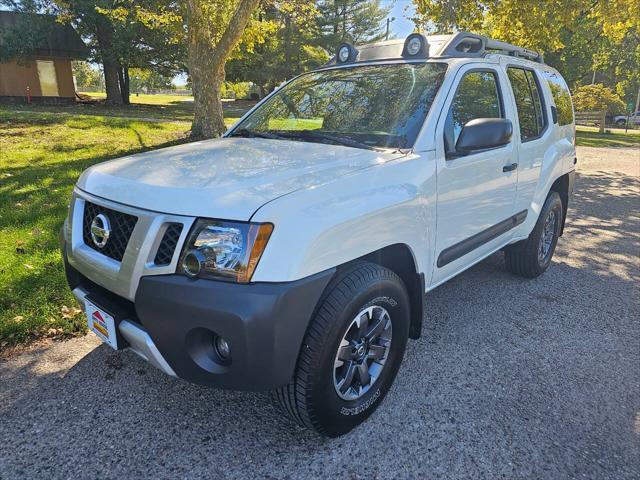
[
  {"xmin": 573, "ymin": 84, "xmax": 626, "ymax": 114},
  {"xmin": 220, "ymin": 82, "xmax": 252, "ymax": 100}
]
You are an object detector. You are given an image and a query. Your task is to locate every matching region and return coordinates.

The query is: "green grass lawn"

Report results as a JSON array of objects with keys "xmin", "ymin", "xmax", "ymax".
[
  {"xmin": 576, "ymin": 125, "xmax": 640, "ymax": 148},
  {"xmin": 0, "ymin": 106, "xmax": 245, "ymax": 348},
  {"xmin": 11, "ymin": 93, "xmax": 256, "ymax": 123}
]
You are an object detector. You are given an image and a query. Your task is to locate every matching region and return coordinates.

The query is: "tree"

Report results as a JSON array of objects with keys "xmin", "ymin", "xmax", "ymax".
[
  {"xmin": 573, "ymin": 84, "xmax": 626, "ymax": 132},
  {"xmin": 96, "ymin": 2, "xmax": 185, "ymax": 103},
  {"xmin": 72, "ymin": 61, "xmax": 102, "ymax": 89},
  {"xmin": 226, "ymin": 1, "xmax": 327, "ymax": 97},
  {"xmin": 411, "ymin": 0, "xmax": 639, "ymax": 102},
  {"xmin": 316, "ymin": 0, "xmax": 392, "ymax": 52},
  {"xmin": 128, "ymin": 68, "xmax": 174, "ymax": 93},
  {"xmin": 184, "ymin": 0, "xmax": 262, "ymax": 138}
]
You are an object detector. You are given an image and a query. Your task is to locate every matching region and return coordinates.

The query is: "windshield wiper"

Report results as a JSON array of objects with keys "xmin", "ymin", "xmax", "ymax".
[
  {"xmin": 230, "ymin": 129, "xmax": 286, "ymax": 140},
  {"xmin": 278, "ymin": 130, "xmax": 380, "ymax": 151}
]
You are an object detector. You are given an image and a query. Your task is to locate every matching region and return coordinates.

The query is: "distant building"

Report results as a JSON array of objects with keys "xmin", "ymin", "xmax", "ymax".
[{"xmin": 0, "ymin": 11, "xmax": 89, "ymax": 104}]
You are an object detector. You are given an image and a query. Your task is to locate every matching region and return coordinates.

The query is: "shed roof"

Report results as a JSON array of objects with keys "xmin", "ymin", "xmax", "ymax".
[{"xmin": 0, "ymin": 11, "xmax": 89, "ymax": 60}]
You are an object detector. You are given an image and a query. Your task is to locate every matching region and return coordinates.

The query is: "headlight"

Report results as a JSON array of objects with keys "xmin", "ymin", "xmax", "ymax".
[{"xmin": 178, "ymin": 219, "xmax": 273, "ymax": 283}]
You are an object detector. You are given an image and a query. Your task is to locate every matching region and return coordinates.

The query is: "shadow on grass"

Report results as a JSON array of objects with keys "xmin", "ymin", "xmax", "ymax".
[
  {"xmin": 0, "ymin": 98, "xmax": 255, "ymax": 122},
  {"xmin": 0, "ymin": 122, "xmax": 193, "ymax": 341}
]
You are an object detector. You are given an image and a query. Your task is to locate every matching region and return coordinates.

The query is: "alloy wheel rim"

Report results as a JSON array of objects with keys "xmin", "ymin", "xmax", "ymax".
[
  {"xmin": 333, "ymin": 305, "xmax": 392, "ymax": 401},
  {"xmin": 538, "ymin": 209, "xmax": 556, "ymax": 263}
]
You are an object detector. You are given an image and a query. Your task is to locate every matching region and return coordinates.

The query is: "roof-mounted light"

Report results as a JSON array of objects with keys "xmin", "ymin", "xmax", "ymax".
[
  {"xmin": 402, "ymin": 33, "xmax": 429, "ymax": 58},
  {"xmin": 336, "ymin": 42, "xmax": 358, "ymax": 64}
]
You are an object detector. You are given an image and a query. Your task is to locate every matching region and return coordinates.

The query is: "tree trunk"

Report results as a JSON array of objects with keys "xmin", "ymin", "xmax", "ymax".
[
  {"xmin": 599, "ymin": 110, "xmax": 606, "ymax": 133},
  {"xmin": 185, "ymin": 0, "xmax": 261, "ymax": 139},
  {"xmin": 190, "ymin": 61, "xmax": 226, "ymax": 138},
  {"xmin": 95, "ymin": 18, "xmax": 122, "ymax": 105},
  {"xmin": 118, "ymin": 67, "xmax": 130, "ymax": 105}
]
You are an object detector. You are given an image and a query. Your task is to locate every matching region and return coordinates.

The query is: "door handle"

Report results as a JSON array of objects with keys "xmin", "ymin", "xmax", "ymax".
[{"xmin": 503, "ymin": 163, "xmax": 518, "ymax": 172}]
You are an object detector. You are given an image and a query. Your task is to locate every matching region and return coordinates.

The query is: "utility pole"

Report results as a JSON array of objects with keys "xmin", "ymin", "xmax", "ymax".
[{"xmin": 385, "ymin": 17, "xmax": 395, "ymax": 40}]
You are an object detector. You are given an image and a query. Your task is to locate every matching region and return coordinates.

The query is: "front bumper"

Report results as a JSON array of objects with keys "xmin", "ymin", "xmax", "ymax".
[{"xmin": 63, "ymin": 243, "xmax": 334, "ymax": 391}]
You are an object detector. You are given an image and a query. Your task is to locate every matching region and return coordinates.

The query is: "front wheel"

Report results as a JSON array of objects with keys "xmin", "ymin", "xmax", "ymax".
[
  {"xmin": 273, "ymin": 262, "xmax": 410, "ymax": 437},
  {"xmin": 504, "ymin": 191, "xmax": 563, "ymax": 278}
]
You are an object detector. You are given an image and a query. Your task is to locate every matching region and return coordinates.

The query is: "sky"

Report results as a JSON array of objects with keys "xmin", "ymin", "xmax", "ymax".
[{"xmin": 388, "ymin": 0, "xmax": 417, "ymax": 38}]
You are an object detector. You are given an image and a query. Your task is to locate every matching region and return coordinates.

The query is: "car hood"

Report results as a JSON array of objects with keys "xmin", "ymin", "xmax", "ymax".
[{"xmin": 77, "ymin": 137, "xmax": 405, "ymax": 219}]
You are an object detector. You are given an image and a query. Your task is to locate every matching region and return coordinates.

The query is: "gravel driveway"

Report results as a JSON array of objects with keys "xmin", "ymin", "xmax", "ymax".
[{"xmin": 1, "ymin": 146, "xmax": 638, "ymax": 479}]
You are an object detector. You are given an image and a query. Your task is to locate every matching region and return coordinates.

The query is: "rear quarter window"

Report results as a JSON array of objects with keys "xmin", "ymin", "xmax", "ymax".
[{"xmin": 542, "ymin": 71, "xmax": 574, "ymax": 126}]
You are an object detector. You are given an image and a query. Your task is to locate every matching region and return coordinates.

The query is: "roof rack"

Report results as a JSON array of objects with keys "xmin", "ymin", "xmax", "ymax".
[
  {"xmin": 437, "ymin": 32, "xmax": 544, "ymax": 63},
  {"xmin": 323, "ymin": 31, "xmax": 544, "ymax": 67}
]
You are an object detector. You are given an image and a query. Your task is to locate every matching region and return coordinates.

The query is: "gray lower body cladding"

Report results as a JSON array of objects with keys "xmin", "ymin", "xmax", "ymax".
[{"xmin": 63, "ymin": 243, "xmax": 334, "ymax": 391}]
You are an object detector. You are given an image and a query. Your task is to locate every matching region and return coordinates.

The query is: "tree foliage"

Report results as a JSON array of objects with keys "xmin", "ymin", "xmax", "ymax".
[
  {"xmin": 226, "ymin": 1, "xmax": 327, "ymax": 96},
  {"xmin": 72, "ymin": 61, "xmax": 102, "ymax": 89},
  {"xmin": 412, "ymin": 0, "xmax": 640, "ymax": 106},
  {"xmin": 227, "ymin": 0, "xmax": 392, "ymax": 97},
  {"xmin": 316, "ymin": 0, "xmax": 392, "ymax": 51},
  {"xmin": 573, "ymin": 84, "xmax": 626, "ymax": 113}
]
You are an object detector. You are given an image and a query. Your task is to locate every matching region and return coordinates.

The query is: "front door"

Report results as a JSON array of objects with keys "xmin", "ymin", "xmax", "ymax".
[{"xmin": 431, "ymin": 65, "xmax": 519, "ymax": 285}]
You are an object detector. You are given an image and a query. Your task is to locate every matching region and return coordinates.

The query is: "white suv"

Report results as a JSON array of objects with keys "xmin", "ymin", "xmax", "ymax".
[{"xmin": 61, "ymin": 33, "xmax": 576, "ymax": 437}]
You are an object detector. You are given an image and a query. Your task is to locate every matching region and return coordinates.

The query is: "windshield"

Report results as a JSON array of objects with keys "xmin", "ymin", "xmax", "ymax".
[{"xmin": 230, "ymin": 63, "xmax": 448, "ymax": 150}]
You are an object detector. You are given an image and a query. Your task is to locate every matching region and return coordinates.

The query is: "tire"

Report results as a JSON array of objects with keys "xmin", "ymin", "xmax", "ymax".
[
  {"xmin": 273, "ymin": 261, "xmax": 410, "ymax": 437},
  {"xmin": 504, "ymin": 191, "xmax": 563, "ymax": 278},
  {"xmin": 615, "ymin": 119, "xmax": 626, "ymax": 127}
]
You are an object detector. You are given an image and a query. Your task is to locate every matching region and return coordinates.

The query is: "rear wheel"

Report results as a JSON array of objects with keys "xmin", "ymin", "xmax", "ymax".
[
  {"xmin": 273, "ymin": 262, "xmax": 410, "ymax": 437},
  {"xmin": 504, "ymin": 191, "xmax": 563, "ymax": 278}
]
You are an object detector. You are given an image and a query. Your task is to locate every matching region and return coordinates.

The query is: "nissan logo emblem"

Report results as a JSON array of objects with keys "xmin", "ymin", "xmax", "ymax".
[{"xmin": 90, "ymin": 213, "xmax": 111, "ymax": 248}]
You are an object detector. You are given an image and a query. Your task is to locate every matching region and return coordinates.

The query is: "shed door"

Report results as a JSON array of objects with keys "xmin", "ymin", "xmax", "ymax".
[{"xmin": 36, "ymin": 60, "xmax": 59, "ymax": 96}]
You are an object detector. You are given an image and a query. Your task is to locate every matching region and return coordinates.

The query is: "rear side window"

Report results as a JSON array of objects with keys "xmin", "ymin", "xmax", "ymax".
[
  {"xmin": 542, "ymin": 71, "xmax": 574, "ymax": 125},
  {"xmin": 507, "ymin": 67, "xmax": 546, "ymax": 141},
  {"xmin": 445, "ymin": 70, "xmax": 502, "ymax": 153}
]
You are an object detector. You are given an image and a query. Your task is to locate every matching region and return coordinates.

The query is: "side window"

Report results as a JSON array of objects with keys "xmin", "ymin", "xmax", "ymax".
[
  {"xmin": 445, "ymin": 70, "xmax": 502, "ymax": 154},
  {"xmin": 526, "ymin": 70, "xmax": 546, "ymax": 133},
  {"xmin": 507, "ymin": 67, "xmax": 545, "ymax": 141},
  {"xmin": 542, "ymin": 71, "xmax": 574, "ymax": 126}
]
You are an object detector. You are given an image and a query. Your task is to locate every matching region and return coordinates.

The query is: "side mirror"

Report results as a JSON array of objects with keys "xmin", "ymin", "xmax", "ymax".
[{"xmin": 455, "ymin": 118, "xmax": 513, "ymax": 155}]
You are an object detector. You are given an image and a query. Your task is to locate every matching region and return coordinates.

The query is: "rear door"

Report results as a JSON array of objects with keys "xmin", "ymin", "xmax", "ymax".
[
  {"xmin": 431, "ymin": 64, "xmax": 519, "ymax": 285},
  {"xmin": 504, "ymin": 65, "xmax": 551, "ymax": 220}
]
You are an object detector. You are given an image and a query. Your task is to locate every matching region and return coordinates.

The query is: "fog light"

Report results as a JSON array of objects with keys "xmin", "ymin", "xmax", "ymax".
[{"xmin": 214, "ymin": 335, "xmax": 230, "ymax": 360}]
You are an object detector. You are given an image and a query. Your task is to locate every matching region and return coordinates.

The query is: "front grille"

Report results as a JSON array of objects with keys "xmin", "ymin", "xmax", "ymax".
[
  {"xmin": 154, "ymin": 223, "xmax": 183, "ymax": 266},
  {"xmin": 82, "ymin": 201, "xmax": 138, "ymax": 261}
]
